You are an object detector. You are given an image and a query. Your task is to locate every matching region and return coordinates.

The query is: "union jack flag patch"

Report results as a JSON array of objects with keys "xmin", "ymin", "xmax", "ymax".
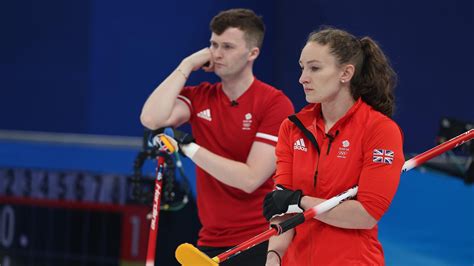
[{"xmin": 373, "ymin": 149, "xmax": 394, "ymax": 164}]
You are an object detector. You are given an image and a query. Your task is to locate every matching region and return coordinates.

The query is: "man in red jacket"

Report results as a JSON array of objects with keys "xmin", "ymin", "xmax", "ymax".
[{"xmin": 141, "ymin": 8, "xmax": 294, "ymax": 266}]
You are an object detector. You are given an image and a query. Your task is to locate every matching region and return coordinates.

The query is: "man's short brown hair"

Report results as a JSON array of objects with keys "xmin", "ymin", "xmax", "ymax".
[{"xmin": 210, "ymin": 8, "xmax": 265, "ymax": 49}]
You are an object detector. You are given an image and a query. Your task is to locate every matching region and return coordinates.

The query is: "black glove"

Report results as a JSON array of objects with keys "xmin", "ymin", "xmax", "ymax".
[
  {"xmin": 263, "ymin": 185, "xmax": 303, "ymax": 221},
  {"xmin": 150, "ymin": 128, "xmax": 194, "ymax": 146},
  {"xmin": 172, "ymin": 129, "xmax": 194, "ymax": 145}
]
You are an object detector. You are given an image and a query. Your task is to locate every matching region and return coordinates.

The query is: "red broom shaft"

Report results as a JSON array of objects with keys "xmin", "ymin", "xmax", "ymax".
[
  {"xmin": 216, "ymin": 228, "xmax": 278, "ymax": 261},
  {"xmin": 403, "ymin": 129, "xmax": 473, "ymax": 171},
  {"xmin": 146, "ymin": 156, "xmax": 166, "ymax": 266}
]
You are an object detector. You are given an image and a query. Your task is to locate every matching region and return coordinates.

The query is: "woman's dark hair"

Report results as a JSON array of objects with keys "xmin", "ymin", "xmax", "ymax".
[{"xmin": 307, "ymin": 27, "xmax": 397, "ymax": 117}]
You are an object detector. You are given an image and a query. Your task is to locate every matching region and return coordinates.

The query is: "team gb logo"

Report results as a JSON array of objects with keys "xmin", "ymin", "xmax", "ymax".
[
  {"xmin": 342, "ymin": 140, "xmax": 350, "ymax": 148},
  {"xmin": 242, "ymin": 113, "xmax": 253, "ymax": 130}
]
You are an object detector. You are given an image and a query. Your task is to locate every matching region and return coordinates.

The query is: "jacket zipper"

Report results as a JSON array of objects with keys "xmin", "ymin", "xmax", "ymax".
[
  {"xmin": 317, "ymin": 130, "xmax": 339, "ymax": 186},
  {"xmin": 326, "ymin": 130, "xmax": 339, "ymax": 155},
  {"xmin": 314, "ymin": 156, "xmax": 320, "ymax": 187}
]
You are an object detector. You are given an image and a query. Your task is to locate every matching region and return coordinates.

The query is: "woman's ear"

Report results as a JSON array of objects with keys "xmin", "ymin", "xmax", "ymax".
[{"xmin": 340, "ymin": 64, "xmax": 355, "ymax": 83}]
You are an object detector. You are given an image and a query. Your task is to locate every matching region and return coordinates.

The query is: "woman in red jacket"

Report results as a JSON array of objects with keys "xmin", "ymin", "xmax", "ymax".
[{"xmin": 263, "ymin": 27, "xmax": 404, "ymax": 265}]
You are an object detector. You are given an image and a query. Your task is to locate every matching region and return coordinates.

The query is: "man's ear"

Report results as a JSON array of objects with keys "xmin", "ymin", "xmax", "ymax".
[
  {"xmin": 340, "ymin": 64, "xmax": 355, "ymax": 83},
  {"xmin": 248, "ymin": 47, "xmax": 260, "ymax": 61}
]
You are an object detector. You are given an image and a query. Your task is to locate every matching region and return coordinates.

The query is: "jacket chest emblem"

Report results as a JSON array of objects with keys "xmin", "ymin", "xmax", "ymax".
[
  {"xmin": 242, "ymin": 113, "xmax": 253, "ymax": 130},
  {"xmin": 294, "ymin": 138, "xmax": 308, "ymax": 152},
  {"xmin": 197, "ymin": 108, "xmax": 212, "ymax": 121},
  {"xmin": 337, "ymin": 140, "xmax": 350, "ymax": 159}
]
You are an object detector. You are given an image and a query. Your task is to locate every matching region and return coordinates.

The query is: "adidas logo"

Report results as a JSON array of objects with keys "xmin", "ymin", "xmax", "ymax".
[
  {"xmin": 294, "ymin": 138, "xmax": 307, "ymax": 151},
  {"xmin": 197, "ymin": 109, "xmax": 212, "ymax": 121}
]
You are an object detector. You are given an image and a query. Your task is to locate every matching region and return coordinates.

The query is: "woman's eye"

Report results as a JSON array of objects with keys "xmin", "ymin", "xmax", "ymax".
[{"xmin": 311, "ymin": 66, "xmax": 320, "ymax": 72}]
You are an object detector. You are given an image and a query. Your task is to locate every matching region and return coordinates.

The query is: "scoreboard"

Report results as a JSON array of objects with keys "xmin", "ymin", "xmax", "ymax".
[{"xmin": 0, "ymin": 167, "xmax": 150, "ymax": 266}]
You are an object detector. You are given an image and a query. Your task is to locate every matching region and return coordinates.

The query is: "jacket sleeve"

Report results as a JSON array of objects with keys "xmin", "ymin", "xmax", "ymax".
[{"xmin": 357, "ymin": 119, "xmax": 404, "ymax": 220}]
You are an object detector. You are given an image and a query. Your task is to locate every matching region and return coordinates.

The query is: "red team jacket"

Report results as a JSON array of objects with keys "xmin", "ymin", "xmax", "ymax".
[
  {"xmin": 275, "ymin": 98, "xmax": 404, "ymax": 265},
  {"xmin": 178, "ymin": 78, "xmax": 294, "ymax": 247}
]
